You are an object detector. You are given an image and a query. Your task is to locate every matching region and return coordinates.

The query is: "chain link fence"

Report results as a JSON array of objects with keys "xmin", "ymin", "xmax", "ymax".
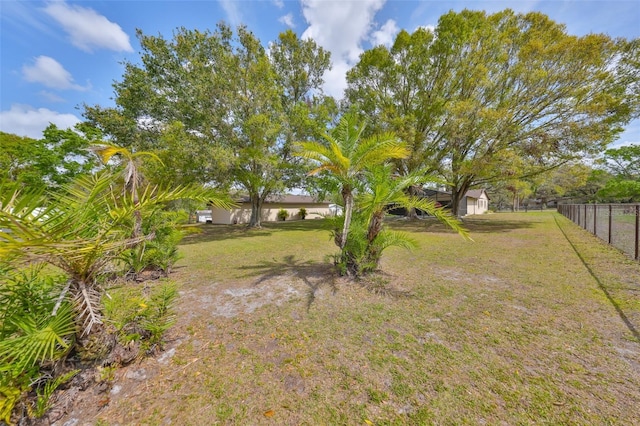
[{"xmin": 557, "ymin": 204, "xmax": 640, "ymax": 261}]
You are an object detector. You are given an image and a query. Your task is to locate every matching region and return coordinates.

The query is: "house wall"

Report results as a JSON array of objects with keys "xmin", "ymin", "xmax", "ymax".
[
  {"xmin": 211, "ymin": 203, "xmax": 332, "ymax": 224},
  {"xmin": 211, "ymin": 208, "xmax": 232, "ymax": 224},
  {"xmin": 259, "ymin": 203, "xmax": 332, "ymax": 222},
  {"xmin": 465, "ymin": 194, "xmax": 489, "ymax": 216}
]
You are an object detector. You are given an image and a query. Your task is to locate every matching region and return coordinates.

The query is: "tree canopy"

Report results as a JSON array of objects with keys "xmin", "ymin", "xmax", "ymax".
[
  {"xmin": 346, "ymin": 9, "xmax": 639, "ymax": 215},
  {"xmin": 85, "ymin": 24, "xmax": 336, "ymax": 227},
  {"xmin": 597, "ymin": 144, "xmax": 640, "ymax": 201},
  {"xmin": 0, "ymin": 124, "xmax": 99, "ymax": 192}
]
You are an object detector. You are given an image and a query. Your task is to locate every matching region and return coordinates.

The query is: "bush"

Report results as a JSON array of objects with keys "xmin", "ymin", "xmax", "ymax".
[
  {"xmin": 0, "ymin": 266, "xmax": 77, "ymax": 424},
  {"xmin": 102, "ymin": 281, "xmax": 178, "ymax": 350},
  {"xmin": 298, "ymin": 208, "xmax": 307, "ymax": 219},
  {"xmin": 120, "ymin": 210, "xmax": 188, "ymax": 279},
  {"xmin": 277, "ymin": 209, "xmax": 289, "ymax": 221}
]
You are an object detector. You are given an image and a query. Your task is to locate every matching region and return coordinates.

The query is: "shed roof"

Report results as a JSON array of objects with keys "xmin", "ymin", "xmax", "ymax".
[
  {"xmin": 465, "ymin": 189, "xmax": 490, "ymax": 200},
  {"xmin": 421, "ymin": 188, "xmax": 490, "ymax": 200}
]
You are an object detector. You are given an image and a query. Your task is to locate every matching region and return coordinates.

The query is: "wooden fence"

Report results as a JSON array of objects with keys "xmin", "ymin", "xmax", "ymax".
[{"xmin": 557, "ymin": 204, "xmax": 640, "ymax": 261}]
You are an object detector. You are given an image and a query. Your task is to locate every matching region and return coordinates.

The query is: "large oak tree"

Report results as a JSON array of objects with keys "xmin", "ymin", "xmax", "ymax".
[
  {"xmin": 346, "ymin": 9, "xmax": 639, "ymax": 215},
  {"xmin": 85, "ymin": 24, "xmax": 335, "ymax": 227}
]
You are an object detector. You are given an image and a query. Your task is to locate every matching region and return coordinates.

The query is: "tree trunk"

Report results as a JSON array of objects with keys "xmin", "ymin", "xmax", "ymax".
[
  {"xmin": 367, "ymin": 211, "xmax": 384, "ymax": 243},
  {"xmin": 339, "ymin": 188, "xmax": 354, "ymax": 249},
  {"xmin": 131, "ymin": 184, "xmax": 143, "ymax": 239},
  {"xmin": 451, "ymin": 182, "xmax": 471, "ymax": 218},
  {"xmin": 405, "ymin": 185, "xmax": 420, "ymax": 219},
  {"xmin": 248, "ymin": 194, "xmax": 263, "ymax": 228}
]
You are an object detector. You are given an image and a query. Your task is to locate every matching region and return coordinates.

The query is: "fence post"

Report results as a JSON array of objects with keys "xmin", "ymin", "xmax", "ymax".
[
  {"xmin": 584, "ymin": 204, "xmax": 587, "ymax": 229},
  {"xmin": 608, "ymin": 205, "xmax": 612, "ymax": 244},
  {"xmin": 594, "ymin": 204, "xmax": 597, "ymax": 235},
  {"xmin": 636, "ymin": 204, "xmax": 640, "ymax": 260}
]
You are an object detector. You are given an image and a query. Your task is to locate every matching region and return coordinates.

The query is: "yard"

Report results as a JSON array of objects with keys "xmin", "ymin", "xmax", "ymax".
[{"xmin": 55, "ymin": 212, "xmax": 640, "ymax": 425}]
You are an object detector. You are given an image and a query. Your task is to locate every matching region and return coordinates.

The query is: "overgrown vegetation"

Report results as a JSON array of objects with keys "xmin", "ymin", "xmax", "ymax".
[
  {"xmin": 103, "ymin": 281, "xmax": 178, "ymax": 350},
  {"xmin": 0, "ymin": 267, "xmax": 76, "ymax": 423},
  {"xmin": 0, "ymin": 148, "xmax": 231, "ymax": 424}
]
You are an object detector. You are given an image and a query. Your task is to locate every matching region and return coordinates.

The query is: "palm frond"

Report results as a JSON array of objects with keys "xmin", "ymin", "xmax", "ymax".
[
  {"xmin": 90, "ymin": 143, "xmax": 162, "ymax": 166},
  {"xmin": 0, "ymin": 303, "xmax": 75, "ymax": 372},
  {"xmin": 72, "ymin": 281, "xmax": 102, "ymax": 337},
  {"xmin": 373, "ymin": 230, "xmax": 419, "ymax": 251},
  {"xmin": 406, "ymin": 197, "xmax": 472, "ymax": 240},
  {"xmin": 133, "ymin": 183, "xmax": 237, "ymax": 211}
]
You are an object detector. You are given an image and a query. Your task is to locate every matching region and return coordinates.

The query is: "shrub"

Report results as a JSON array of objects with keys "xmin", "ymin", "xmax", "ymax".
[
  {"xmin": 0, "ymin": 266, "xmax": 77, "ymax": 424},
  {"xmin": 277, "ymin": 209, "xmax": 289, "ymax": 221},
  {"xmin": 120, "ymin": 210, "xmax": 188, "ymax": 279},
  {"xmin": 298, "ymin": 208, "xmax": 307, "ymax": 219},
  {"xmin": 102, "ymin": 281, "xmax": 178, "ymax": 351}
]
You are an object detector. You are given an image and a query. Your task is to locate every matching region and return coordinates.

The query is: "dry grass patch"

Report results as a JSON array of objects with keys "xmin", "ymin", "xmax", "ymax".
[{"xmin": 54, "ymin": 213, "xmax": 640, "ymax": 425}]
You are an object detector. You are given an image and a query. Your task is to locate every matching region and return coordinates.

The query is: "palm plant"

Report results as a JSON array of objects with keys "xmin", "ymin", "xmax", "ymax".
[
  {"xmin": 0, "ymin": 171, "xmax": 233, "ymax": 339},
  {"xmin": 351, "ymin": 164, "xmax": 470, "ymax": 275},
  {"xmin": 90, "ymin": 143, "xmax": 161, "ymax": 238},
  {"xmin": 0, "ymin": 265, "xmax": 76, "ymax": 425},
  {"xmin": 297, "ymin": 115, "xmax": 470, "ymax": 277},
  {"xmin": 296, "ymin": 113, "xmax": 410, "ymax": 250}
]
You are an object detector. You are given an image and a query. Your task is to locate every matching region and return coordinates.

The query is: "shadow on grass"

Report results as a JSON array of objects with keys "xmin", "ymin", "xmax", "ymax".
[
  {"xmin": 554, "ymin": 215, "xmax": 640, "ymax": 343},
  {"xmin": 238, "ymin": 254, "xmax": 338, "ymax": 310},
  {"xmin": 180, "ymin": 219, "xmax": 329, "ymax": 245},
  {"xmin": 387, "ymin": 215, "xmax": 536, "ymax": 234}
]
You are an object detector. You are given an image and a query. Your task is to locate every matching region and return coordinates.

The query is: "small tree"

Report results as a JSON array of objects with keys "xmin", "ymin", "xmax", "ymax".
[
  {"xmin": 298, "ymin": 115, "xmax": 469, "ymax": 277},
  {"xmin": 296, "ymin": 113, "xmax": 409, "ymax": 251},
  {"xmin": 0, "ymin": 172, "xmax": 232, "ymax": 341}
]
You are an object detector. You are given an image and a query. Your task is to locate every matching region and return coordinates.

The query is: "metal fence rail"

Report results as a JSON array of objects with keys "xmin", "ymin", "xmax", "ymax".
[{"xmin": 557, "ymin": 204, "xmax": 640, "ymax": 261}]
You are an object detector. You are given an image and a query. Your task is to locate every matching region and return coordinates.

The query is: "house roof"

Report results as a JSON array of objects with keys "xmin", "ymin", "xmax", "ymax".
[
  {"xmin": 465, "ymin": 189, "xmax": 490, "ymax": 200},
  {"xmin": 237, "ymin": 194, "xmax": 330, "ymax": 205}
]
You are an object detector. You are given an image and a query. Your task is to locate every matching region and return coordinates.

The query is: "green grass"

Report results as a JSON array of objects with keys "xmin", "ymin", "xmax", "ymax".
[{"xmin": 88, "ymin": 212, "xmax": 640, "ymax": 425}]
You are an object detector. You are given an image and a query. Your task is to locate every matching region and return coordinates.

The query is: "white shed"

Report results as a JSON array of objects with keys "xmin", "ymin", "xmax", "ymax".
[{"xmin": 463, "ymin": 189, "xmax": 490, "ymax": 216}]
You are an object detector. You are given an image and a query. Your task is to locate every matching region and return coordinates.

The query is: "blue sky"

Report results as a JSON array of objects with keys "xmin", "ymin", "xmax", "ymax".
[{"xmin": 1, "ymin": 0, "xmax": 639, "ymax": 147}]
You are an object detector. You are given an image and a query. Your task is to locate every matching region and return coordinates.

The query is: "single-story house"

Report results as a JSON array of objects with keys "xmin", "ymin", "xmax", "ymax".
[{"xmin": 201, "ymin": 194, "xmax": 333, "ymax": 224}]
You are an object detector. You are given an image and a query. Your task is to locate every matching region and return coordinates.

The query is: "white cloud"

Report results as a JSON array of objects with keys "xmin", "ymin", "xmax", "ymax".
[
  {"xmin": 279, "ymin": 13, "xmax": 295, "ymax": 28},
  {"xmin": 43, "ymin": 1, "xmax": 133, "ymax": 52},
  {"xmin": 371, "ymin": 19, "xmax": 399, "ymax": 47},
  {"xmin": 322, "ymin": 62, "xmax": 353, "ymax": 101},
  {"xmin": 609, "ymin": 120, "xmax": 640, "ymax": 148},
  {"xmin": 272, "ymin": 0, "xmax": 285, "ymax": 8},
  {"xmin": 300, "ymin": 0, "xmax": 386, "ymax": 98},
  {"xmin": 219, "ymin": 0, "xmax": 242, "ymax": 26},
  {"xmin": 39, "ymin": 91, "xmax": 66, "ymax": 103},
  {"xmin": 0, "ymin": 105, "xmax": 81, "ymax": 139},
  {"xmin": 22, "ymin": 56, "xmax": 88, "ymax": 91}
]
